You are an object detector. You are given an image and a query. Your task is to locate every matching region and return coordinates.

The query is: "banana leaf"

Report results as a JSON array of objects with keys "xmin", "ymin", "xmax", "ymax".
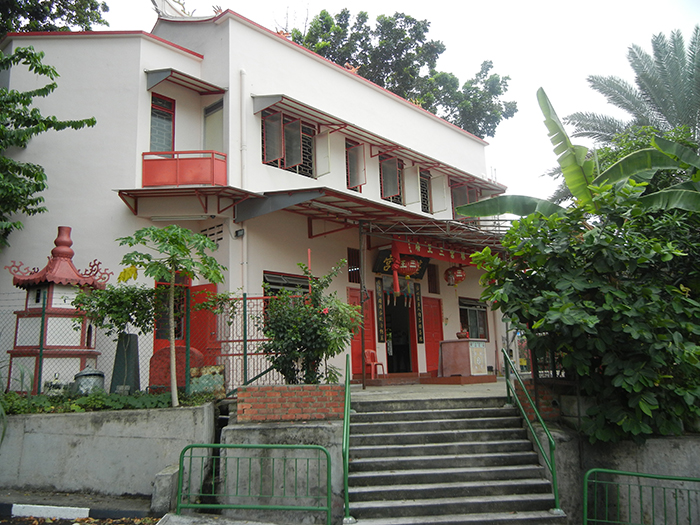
[
  {"xmin": 653, "ymin": 136, "xmax": 700, "ymax": 170},
  {"xmin": 593, "ymin": 149, "xmax": 680, "ymax": 186},
  {"xmin": 638, "ymin": 180, "xmax": 700, "ymax": 211},
  {"xmin": 537, "ymin": 88, "xmax": 596, "ymax": 205},
  {"xmin": 455, "ymin": 195, "xmax": 565, "ymax": 218}
]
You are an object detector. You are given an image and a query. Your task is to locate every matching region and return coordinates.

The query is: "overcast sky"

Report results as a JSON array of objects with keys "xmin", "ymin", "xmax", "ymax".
[{"xmin": 104, "ymin": 0, "xmax": 700, "ymax": 199}]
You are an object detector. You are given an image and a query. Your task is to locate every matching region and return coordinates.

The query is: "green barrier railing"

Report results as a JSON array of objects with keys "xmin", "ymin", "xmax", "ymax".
[
  {"xmin": 503, "ymin": 348, "xmax": 564, "ymax": 515},
  {"xmin": 342, "ymin": 354, "xmax": 356, "ymax": 523},
  {"xmin": 584, "ymin": 468, "xmax": 700, "ymax": 524},
  {"xmin": 176, "ymin": 443, "xmax": 332, "ymax": 525}
]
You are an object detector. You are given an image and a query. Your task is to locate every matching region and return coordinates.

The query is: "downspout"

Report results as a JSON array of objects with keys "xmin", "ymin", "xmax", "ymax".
[{"xmin": 239, "ymin": 69, "xmax": 248, "ymax": 293}]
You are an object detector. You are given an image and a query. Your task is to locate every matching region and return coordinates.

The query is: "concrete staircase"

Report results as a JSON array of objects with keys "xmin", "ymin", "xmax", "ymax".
[{"xmin": 347, "ymin": 396, "xmax": 566, "ymax": 525}]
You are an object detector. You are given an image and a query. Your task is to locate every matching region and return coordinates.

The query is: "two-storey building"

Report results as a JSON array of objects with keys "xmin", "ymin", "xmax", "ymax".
[{"xmin": 0, "ymin": 9, "xmax": 508, "ymax": 392}]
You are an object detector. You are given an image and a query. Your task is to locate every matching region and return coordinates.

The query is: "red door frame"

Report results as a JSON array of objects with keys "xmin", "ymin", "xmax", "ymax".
[{"xmin": 348, "ymin": 287, "xmax": 375, "ymax": 375}]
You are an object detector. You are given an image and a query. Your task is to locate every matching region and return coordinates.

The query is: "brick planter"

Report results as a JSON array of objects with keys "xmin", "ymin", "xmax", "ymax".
[
  {"xmin": 514, "ymin": 379, "xmax": 561, "ymax": 421},
  {"xmin": 237, "ymin": 384, "xmax": 345, "ymax": 423}
]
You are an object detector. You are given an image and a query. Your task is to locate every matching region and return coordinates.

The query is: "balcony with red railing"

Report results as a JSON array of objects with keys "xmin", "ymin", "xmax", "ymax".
[{"xmin": 142, "ymin": 151, "xmax": 227, "ymax": 187}]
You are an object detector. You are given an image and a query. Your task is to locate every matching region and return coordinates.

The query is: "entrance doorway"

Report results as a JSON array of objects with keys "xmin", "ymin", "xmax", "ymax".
[{"xmin": 386, "ymin": 296, "xmax": 414, "ymax": 373}]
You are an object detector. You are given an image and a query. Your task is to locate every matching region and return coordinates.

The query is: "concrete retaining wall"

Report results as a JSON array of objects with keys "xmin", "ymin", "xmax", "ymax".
[
  {"xmin": 530, "ymin": 424, "xmax": 700, "ymax": 525},
  {"xmin": 0, "ymin": 403, "xmax": 215, "ymax": 496},
  {"xmin": 220, "ymin": 421, "xmax": 343, "ymax": 524}
]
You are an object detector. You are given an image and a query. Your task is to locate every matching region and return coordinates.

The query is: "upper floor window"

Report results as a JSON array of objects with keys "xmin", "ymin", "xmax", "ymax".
[
  {"xmin": 427, "ymin": 264, "xmax": 440, "ymax": 294},
  {"xmin": 204, "ymin": 99, "xmax": 224, "ymax": 153},
  {"xmin": 262, "ymin": 109, "xmax": 315, "ymax": 178},
  {"xmin": 459, "ymin": 298, "xmax": 489, "ymax": 340},
  {"xmin": 150, "ymin": 94, "xmax": 175, "ymax": 152},
  {"xmin": 380, "ymin": 154, "xmax": 403, "ymax": 205},
  {"xmin": 451, "ymin": 183, "xmax": 480, "ymax": 221},
  {"xmin": 420, "ymin": 169, "xmax": 432, "ymax": 213},
  {"xmin": 347, "ymin": 247, "xmax": 361, "ymax": 284},
  {"xmin": 346, "ymin": 139, "xmax": 365, "ymax": 192}
]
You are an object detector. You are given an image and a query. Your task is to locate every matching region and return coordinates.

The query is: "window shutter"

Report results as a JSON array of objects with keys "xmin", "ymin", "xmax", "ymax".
[
  {"xmin": 347, "ymin": 143, "xmax": 366, "ymax": 189},
  {"xmin": 313, "ymin": 130, "xmax": 331, "ymax": 177},
  {"xmin": 380, "ymin": 157, "xmax": 400, "ymax": 198},
  {"xmin": 283, "ymin": 118, "xmax": 302, "ymax": 168},
  {"xmin": 403, "ymin": 165, "xmax": 420, "ymax": 205},
  {"xmin": 431, "ymin": 175, "xmax": 448, "ymax": 212},
  {"xmin": 263, "ymin": 111, "xmax": 282, "ymax": 163}
]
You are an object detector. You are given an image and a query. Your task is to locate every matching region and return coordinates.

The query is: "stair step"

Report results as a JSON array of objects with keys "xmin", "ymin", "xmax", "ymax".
[
  {"xmin": 348, "ymin": 464, "xmax": 547, "ymax": 486},
  {"xmin": 351, "ymin": 397, "xmax": 507, "ymax": 412},
  {"xmin": 350, "ymin": 493, "xmax": 555, "ymax": 518},
  {"xmin": 350, "ymin": 427, "xmax": 528, "ymax": 446},
  {"xmin": 350, "ymin": 416, "xmax": 523, "ymax": 434},
  {"xmin": 351, "ymin": 406, "xmax": 519, "ymax": 422},
  {"xmin": 350, "ymin": 439, "xmax": 533, "ymax": 458},
  {"xmin": 349, "ymin": 451, "xmax": 540, "ymax": 472},
  {"xmin": 344, "ymin": 510, "xmax": 567, "ymax": 525},
  {"xmin": 349, "ymin": 478, "xmax": 553, "ymax": 501}
]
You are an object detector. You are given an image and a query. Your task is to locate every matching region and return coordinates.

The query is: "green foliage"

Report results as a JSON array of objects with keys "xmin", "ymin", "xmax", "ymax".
[
  {"xmin": 117, "ymin": 225, "xmax": 226, "ymax": 285},
  {"xmin": 261, "ymin": 260, "xmax": 361, "ymax": 384},
  {"xmin": 291, "ymin": 9, "xmax": 516, "ymax": 138},
  {"xmin": 0, "ymin": 47, "xmax": 96, "ymax": 247},
  {"xmin": 117, "ymin": 225, "xmax": 227, "ymax": 407},
  {"xmin": 0, "ymin": 389, "xmax": 216, "ymax": 417},
  {"xmin": 472, "ymin": 184, "xmax": 700, "ymax": 443},
  {"xmin": 72, "ymin": 284, "xmax": 159, "ymax": 339},
  {"xmin": 0, "ymin": 0, "xmax": 109, "ymax": 36}
]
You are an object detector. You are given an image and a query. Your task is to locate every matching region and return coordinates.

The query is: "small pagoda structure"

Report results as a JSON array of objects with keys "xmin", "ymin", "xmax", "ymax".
[{"xmin": 5, "ymin": 226, "xmax": 111, "ymax": 393}]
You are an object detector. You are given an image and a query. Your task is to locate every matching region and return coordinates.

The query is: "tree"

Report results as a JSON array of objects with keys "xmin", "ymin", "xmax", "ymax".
[
  {"xmin": 261, "ymin": 261, "xmax": 361, "ymax": 384},
  {"xmin": 117, "ymin": 225, "xmax": 226, "ymax": 407},
  {"xmin": 0, "ymin": 47, "xmax": 96, "ymax": 247},
  {"xmin": 564, "ymin": 26, "xmax": 700, "ymax": 144},
  {"xmin": 456, "ymin": 88, "xmax": 700, "ymax": 219},
  {"xmin": 0, "ymin": 0, "xmax": 109, "ymax": 37},
  {"xmin": 457, "ymin": 88, "xmax": 700, "ymax": 442},
  {"xmin": 291, "ymin": 9, "xmax": 516, "ymax": 138},
  {"xmin": 472, "ymin": 186, "xmax": 700, "ymax": 443}
]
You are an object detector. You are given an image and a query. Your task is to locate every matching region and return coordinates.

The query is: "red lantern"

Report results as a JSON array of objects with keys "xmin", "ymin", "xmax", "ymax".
[
  {"xmin": 397, "ymin": 257, "xmax": 420, "ymax": 277},
  {"xmin": 444, "ymin": 266, "xmax": 467, "ymax": 286}
]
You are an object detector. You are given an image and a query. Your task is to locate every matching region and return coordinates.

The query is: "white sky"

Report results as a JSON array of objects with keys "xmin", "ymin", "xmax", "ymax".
[{"xmin": 104, "ymin": 0, "xmax": 700, "ymax": 199}]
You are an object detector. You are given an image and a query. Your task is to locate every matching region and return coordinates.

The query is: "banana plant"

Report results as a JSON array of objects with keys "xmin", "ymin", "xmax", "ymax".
[{"xmin": 456, "ymin": 89, "xmax": 700, "ymax": 219}]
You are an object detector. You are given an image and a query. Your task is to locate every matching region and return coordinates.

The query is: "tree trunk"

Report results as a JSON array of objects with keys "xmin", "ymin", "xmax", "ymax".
[{"xmin": 169, "ymin": 271, "xmax": 179, "ymax": 407}]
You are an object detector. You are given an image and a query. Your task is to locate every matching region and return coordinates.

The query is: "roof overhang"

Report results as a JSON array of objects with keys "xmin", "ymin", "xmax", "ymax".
[
  {"xmin": 238, "ymin": 186, "xmax": 508, "ymax": 253},
  {"xmin": 117, "ymin": 186, "xmax": 259, "ymax": 217},
  {"xmin": 252, "ymin": 94, "xmax": 506, "ymax": 194},
  {"xmin": 146, "ymin": 68, "xmax": 226, "ymax": 95}
]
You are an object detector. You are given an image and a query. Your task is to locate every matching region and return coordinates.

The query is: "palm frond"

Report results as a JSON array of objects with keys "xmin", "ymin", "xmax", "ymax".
[
  {"xmin": 587, "ymin": 75, "xmax": 650, "ymax": 123},
  {"xmin": 564, "ymin": 112, "xmax": 629, "ymax": 143}
]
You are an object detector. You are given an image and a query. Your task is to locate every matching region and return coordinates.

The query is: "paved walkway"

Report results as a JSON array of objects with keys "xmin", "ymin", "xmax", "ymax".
[{"xmin": 351, "ymin": 377, "xmax": 508, "ymax": 401}]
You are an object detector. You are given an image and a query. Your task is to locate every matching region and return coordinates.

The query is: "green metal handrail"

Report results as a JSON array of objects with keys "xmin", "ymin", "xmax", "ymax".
[
  {"xmin": 176, "ymin": 443, "xmax": 332, "ymax": 525},
  {"xmin": 583, "ymin": 468, "xmax": 700, "ymax": 524},
  {"xmin": 342, "ymin": 354, "xmax": 355, "ymax": 523},
  {"xmin": 503, "ymin": 348, "xmax": 563, "ymax": 514}
]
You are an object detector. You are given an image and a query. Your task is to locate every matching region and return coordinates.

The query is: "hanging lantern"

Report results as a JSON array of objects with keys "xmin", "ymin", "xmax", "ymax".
[
  {"xmin": 397, "ymin": 257, "xmax": 421, "ymax": 277},
  {"xmin": 444, "ymin": 266, "xmax": 467, "ymax": 286}
]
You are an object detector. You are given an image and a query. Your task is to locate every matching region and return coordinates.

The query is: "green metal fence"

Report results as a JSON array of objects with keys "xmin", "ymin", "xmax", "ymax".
[
  {"xmin": 176, "ymin": 443, "xmax": 332, "ymax": 525},
  {"xmin": 503, "ymin": 348, "xmax": 563, "ymax": 514},
  {"xmin": 342, "ymin": 353, "xmax": 354, "ymax": 523},
  {"xmin": 584, "ymin": 468, "xmax": 700, "ymax": 525}
]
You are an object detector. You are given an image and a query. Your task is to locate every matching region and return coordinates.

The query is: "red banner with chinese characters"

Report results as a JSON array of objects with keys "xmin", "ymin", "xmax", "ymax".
[{"xmin": 392, "ymin": 237, "xmax": 477, "ymax": 266}]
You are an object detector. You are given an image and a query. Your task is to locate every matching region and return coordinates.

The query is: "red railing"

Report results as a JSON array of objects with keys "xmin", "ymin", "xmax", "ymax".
[{"xmin": 142, "ymin": 150, "xmax": 227, "ymax": 187}]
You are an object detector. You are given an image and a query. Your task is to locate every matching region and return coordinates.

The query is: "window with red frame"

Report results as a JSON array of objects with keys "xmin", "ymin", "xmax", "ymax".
[
  {"xmin": 150, "ymin": 94, "xmax": 175, "ymax": 152},
  {"xmin": 262, "ymin": 109, "xmax": 316, "ymax": 178}
]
